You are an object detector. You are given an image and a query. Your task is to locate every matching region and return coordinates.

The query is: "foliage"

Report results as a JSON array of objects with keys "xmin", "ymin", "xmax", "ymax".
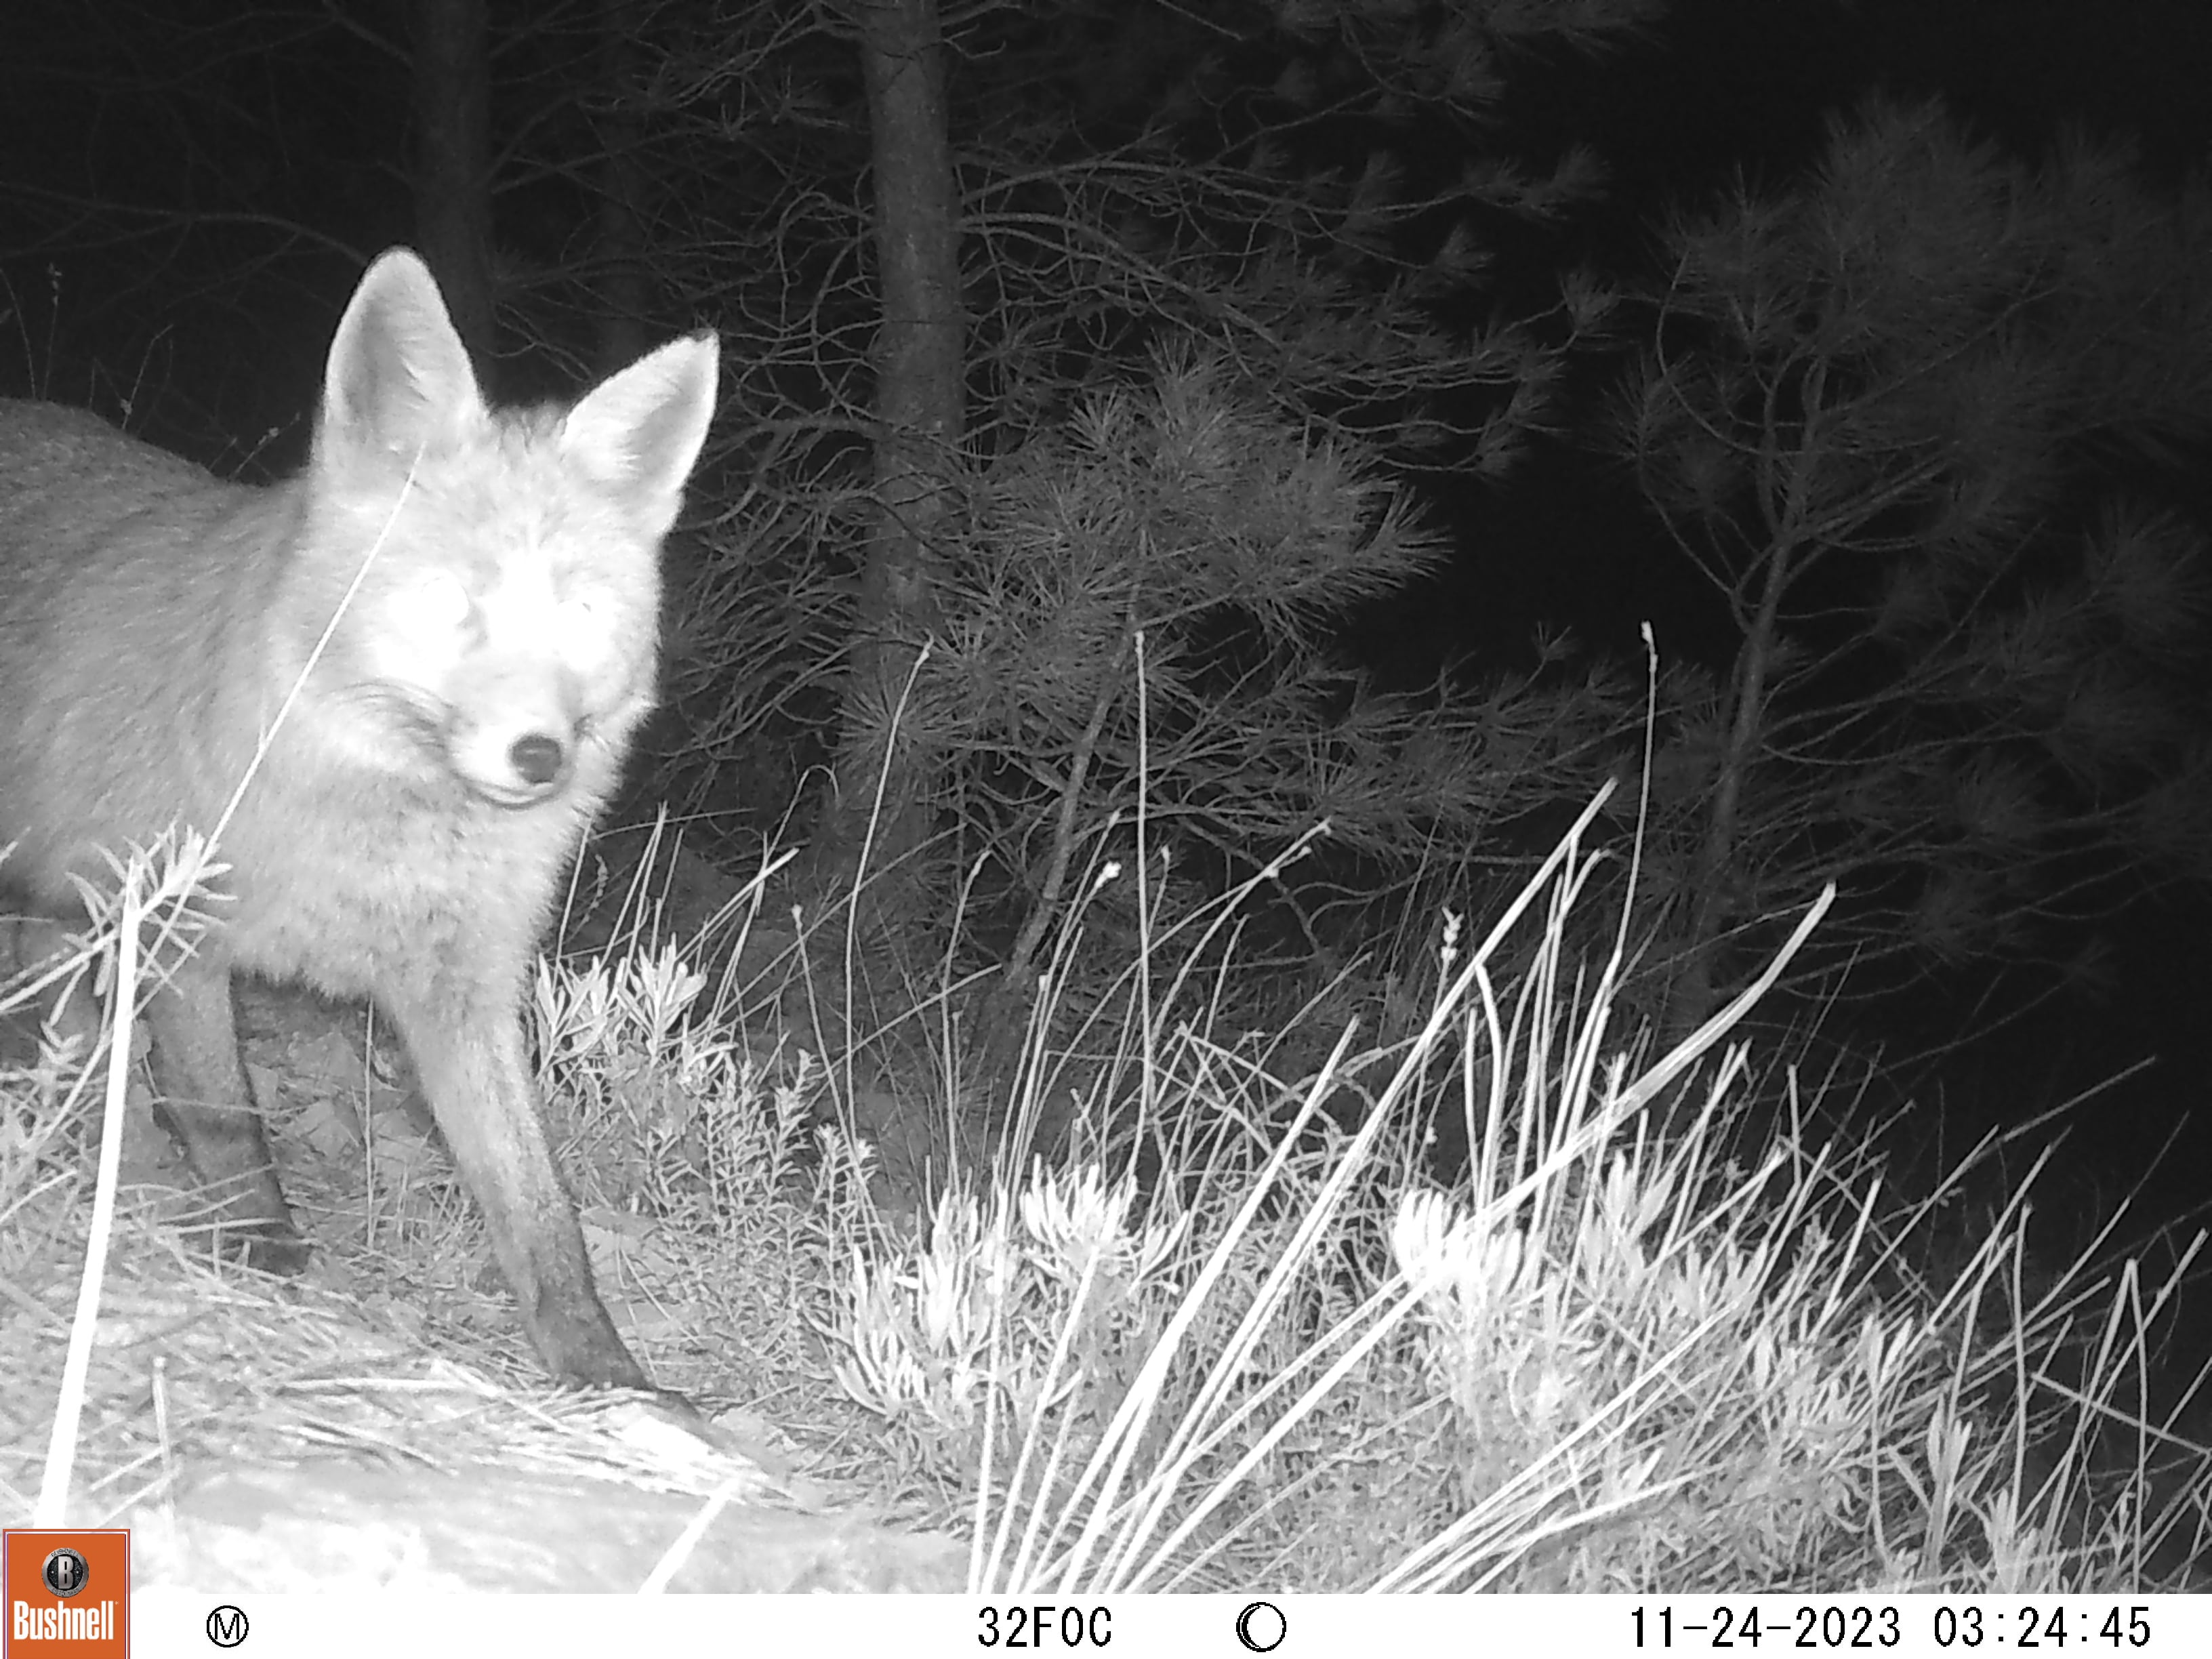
[
  {"xmin": 619, "ymin": 0, "xmax": 1664, "ymax": 855},
  {"xmin": 899, "ymin": 350, "xmax": 1635, "ymax": 980},
  {"xmin": 1612, "ymin": 96, "xmax": 2212, "ymax": 1021}
]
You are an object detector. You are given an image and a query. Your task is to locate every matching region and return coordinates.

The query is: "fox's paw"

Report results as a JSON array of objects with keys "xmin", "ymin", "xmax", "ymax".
[{"xmin": 223, "ymin": 1218, "xmax": 313, "ymax": 1277}]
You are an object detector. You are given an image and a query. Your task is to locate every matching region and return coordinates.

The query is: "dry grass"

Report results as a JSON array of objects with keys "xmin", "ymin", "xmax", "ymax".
[
  {"xmin": 817, "ymin": 796, "xmax": 2212, "ymax": 1592},
  {"xmin": 3, "ymin": 796, "xmax": 2207, "ymax": 1591}
]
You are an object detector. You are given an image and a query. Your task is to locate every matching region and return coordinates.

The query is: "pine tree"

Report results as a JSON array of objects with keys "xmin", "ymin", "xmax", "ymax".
[{"xmin": 1614, "ymin": 97, "xmax": 2212, "ymax": 1033}]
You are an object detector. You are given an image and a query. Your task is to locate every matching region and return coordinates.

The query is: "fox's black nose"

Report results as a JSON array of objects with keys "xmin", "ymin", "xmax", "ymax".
[{"xmin": 510, "ymin": 733, "xmax": 565, "ymax": 787}]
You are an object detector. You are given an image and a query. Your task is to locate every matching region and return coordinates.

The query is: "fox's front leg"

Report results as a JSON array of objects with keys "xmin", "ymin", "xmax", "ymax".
[
  {"xmin": 141, "ymin": 954, "xmax": 310, "ymax": 1273},
  {"xmin": 388, "ymin": 985, "xmax": 648, "ymax": 1391}
]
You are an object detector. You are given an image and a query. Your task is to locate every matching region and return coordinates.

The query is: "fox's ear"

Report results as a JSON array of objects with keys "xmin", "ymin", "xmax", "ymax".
[
  {"xmin": 319, "ymin": 248, "xmax": 485, "ymax": 462},
  {"xmin": 560, "ymin": 332, "xmax": 720, "ymax": 533}
]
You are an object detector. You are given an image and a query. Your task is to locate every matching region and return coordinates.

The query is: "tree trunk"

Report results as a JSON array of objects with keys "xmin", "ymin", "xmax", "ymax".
[
  {"xmin": 409, "ymin": 0, "xmax": 497, "ymax": 377},
  {"xmin": 1664, "ymin": 527, "xmax": 1799, "ymax": 1046},
  {"xmin": 815, "ymin": 0, "xmax": 965, "ymax": 938}
]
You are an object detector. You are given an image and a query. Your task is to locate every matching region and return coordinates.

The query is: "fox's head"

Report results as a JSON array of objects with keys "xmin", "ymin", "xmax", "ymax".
[{"xmin": 284, "ymin": 248, "xmax": 719, "ymax": 812}]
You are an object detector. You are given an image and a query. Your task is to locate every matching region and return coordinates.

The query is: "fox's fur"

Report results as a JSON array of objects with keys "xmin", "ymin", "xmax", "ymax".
[{"xmin": 0, "ymin": 249, "xmax": 719, "ymax": 1390}]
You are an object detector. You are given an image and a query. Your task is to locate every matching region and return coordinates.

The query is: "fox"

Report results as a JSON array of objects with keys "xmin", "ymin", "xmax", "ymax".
[{"xmin": 0, "ymin": 249, "xmax": 719, "ymax": 1392}]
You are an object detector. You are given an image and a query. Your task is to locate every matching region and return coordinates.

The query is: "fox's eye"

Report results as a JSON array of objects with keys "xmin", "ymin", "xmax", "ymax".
[{"xmin": 407, "ymin": 573, "xmax": 472, "ymax": 632}]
